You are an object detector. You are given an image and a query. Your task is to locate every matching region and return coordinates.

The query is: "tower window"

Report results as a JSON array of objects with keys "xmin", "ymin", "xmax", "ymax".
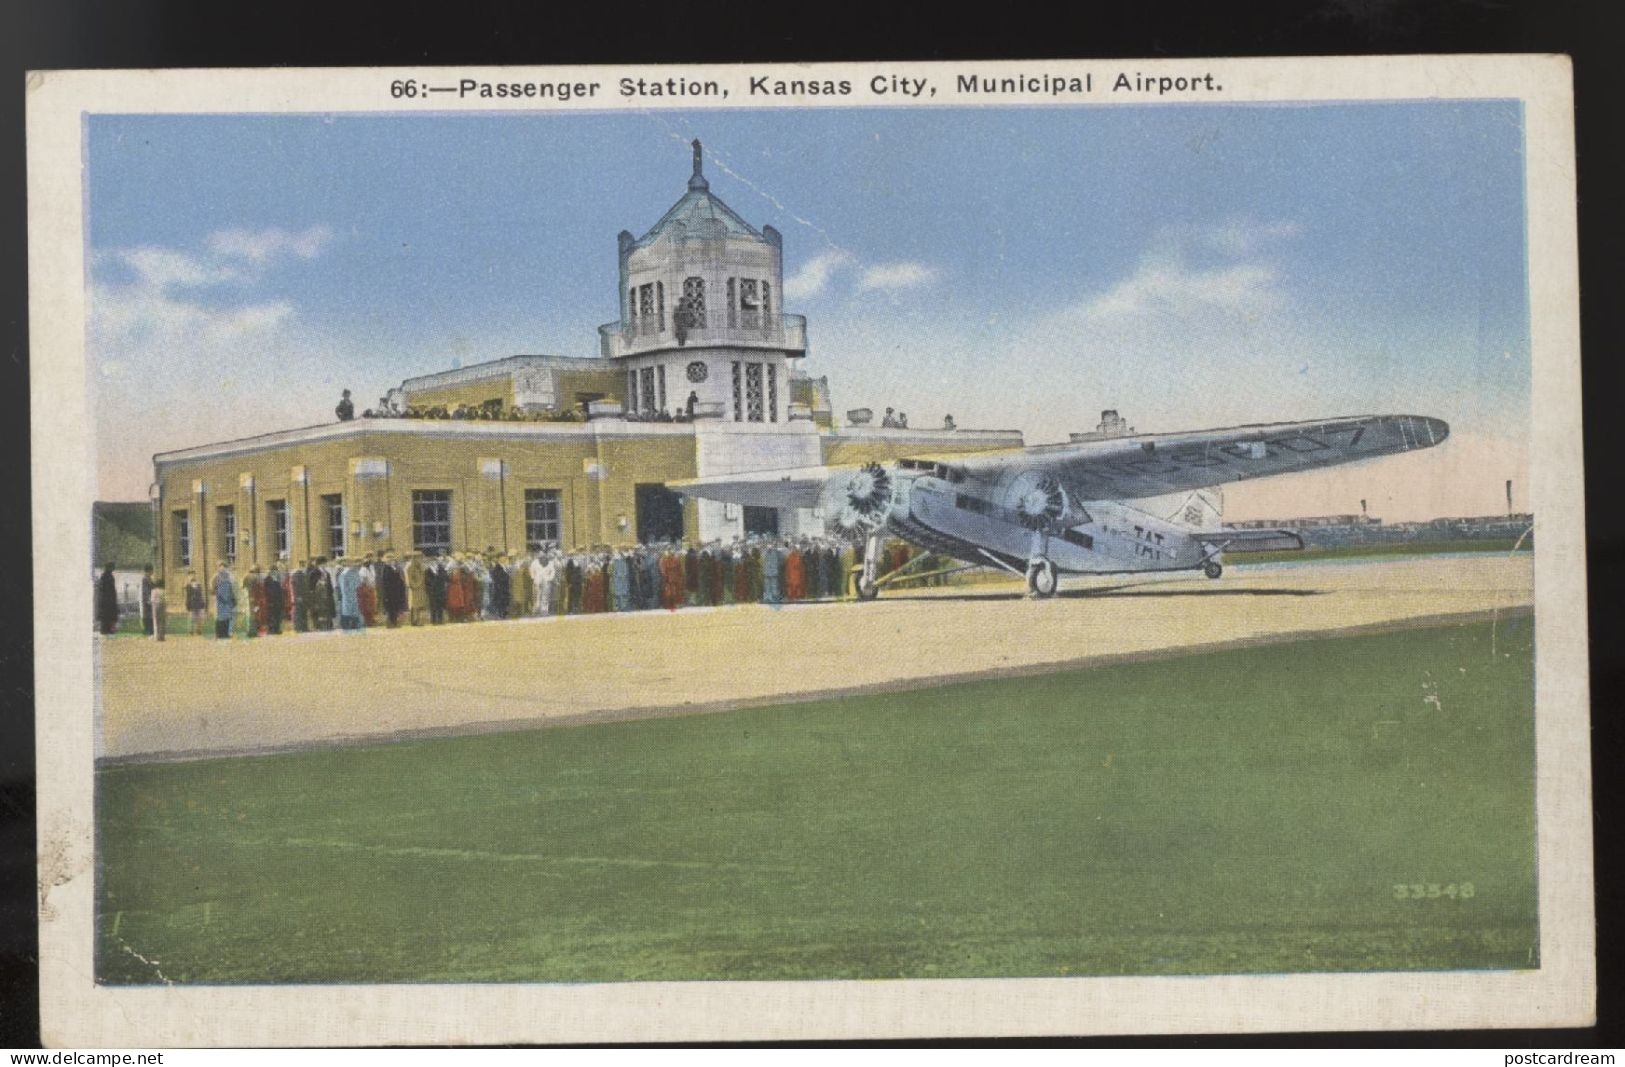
[
  {"xmin": 638, "ymin": 284, "xmax": 656, "ymax": 334},
  {"xmin": 640, "ymin": 366, "xmax": 656, "ymax": 413},
  {"xmin": 739, "ymin": 278, "xmax": 760, "ymax": 330},
  {"xmin": 682, "ymin": 276, "xmax": 706, "ymax": 327},
  {"xmin": 767, "ymin": 364, "xmax": 778, "ymax": 422},
  {"xmin": 761, "ymin": 280, "xmax": 771, "ymax": 319},
  {"xmin": 745, "ymin": 362, "xmax": 765, "ymax": 422},
  {"xmin": 726, "ymin": 277, "xmax": 736, "ymax": 328},
  {"xmin": 731, "ymin": 361, "xmax": 742, "ymax": 421}
]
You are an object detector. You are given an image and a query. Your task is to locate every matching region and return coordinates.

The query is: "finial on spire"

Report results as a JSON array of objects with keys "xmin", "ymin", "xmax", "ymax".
[{"xmin": 688, "ymin": 139, "xmax": 708, "ymax": 190}]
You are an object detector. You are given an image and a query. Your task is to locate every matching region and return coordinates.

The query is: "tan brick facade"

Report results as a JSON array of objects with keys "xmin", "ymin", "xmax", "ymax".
[{"xmin": 153, "ymin": 417, "xmax": 1020, "ymax": 582}]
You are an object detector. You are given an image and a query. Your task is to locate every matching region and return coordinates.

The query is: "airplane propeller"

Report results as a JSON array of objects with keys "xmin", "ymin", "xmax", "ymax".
[
  {"xmin": 1012, "ymin": 471, "xmax": 1067, "ymax": 530},
  {"xmin": 846, "ymin": 462, "xmax": 893, "ymax": 518},
  {"xmin": 828, "ymin": 462, "xmax": 896, "ymax": 541}
]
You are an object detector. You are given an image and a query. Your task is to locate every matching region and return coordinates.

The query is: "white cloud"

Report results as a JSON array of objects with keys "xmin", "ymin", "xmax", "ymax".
[
  {"xmin": 783, "ymin": 249, "xmax": 851, "ymax": 301},
  {"xmin": 1080, "ymin": 258, "xmax": 1283, "ymax": 321},
  {"xmin": 112, "ymin": 246, "xmax": 243, "ymax": 289},
  {"xmin": 206, "ymin": 224, "xmax": 334, "ymax": 263},
  {"xmin": 89, "ymin": 228, "xmax": 340, "ymax": 498},
  {"xmin": 783, "ymin": 252, "xmax": 941, "ymax": 300},
  {"xmin": 1198, "ymin": 218, "xmax": 1301, "ymax": 257},
  {"xmin": 857, "ymin": 261, "xmax": 937, "ymax": 292}
]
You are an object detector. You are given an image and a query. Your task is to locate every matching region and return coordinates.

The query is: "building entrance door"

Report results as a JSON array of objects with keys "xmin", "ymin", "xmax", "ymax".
[
  {"xmin": 743, "ymin": 505, "xmax": 780, "ymax": 537},
  {"xmin": 635, "ymin": 484, "xmax": 685, "ymax": 545}
]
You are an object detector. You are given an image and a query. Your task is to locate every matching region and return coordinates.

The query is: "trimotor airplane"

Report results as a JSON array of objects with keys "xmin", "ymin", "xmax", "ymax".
[{"xmin": 670, "ymin": 414, "xmax": 1449, "ymax": 598}]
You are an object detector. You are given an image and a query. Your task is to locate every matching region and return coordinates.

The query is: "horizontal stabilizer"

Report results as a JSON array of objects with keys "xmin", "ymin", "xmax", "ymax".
[{"xmin": 668, "ymin": 465, "xmax": 834, "ymax": 509}]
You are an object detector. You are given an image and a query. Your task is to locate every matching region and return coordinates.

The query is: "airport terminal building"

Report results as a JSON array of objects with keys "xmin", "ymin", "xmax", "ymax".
[{"xmin": 151, "ymin": 142, "xmax": 1020, "ymax": 580}]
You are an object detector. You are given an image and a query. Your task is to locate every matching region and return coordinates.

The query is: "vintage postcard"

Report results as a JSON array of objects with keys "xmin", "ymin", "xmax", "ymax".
[{"xmin": 28, "ymin": 56, "xmax": 1591, "ymax": 1044}]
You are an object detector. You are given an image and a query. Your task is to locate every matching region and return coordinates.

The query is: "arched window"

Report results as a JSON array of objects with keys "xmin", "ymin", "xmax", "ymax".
[
  {"xmin": 682, "ymin": 276, "xmax": 706, "ymax": 327},
  {"xmin": 726, "ymin": 278, "xmax": 736, "ymax": 328}
]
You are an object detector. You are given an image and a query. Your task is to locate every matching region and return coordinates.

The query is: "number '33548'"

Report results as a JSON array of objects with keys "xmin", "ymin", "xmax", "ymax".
[{"xmin": 1393, "ymin": 882, "xmax": 1474, "ymax": 899}]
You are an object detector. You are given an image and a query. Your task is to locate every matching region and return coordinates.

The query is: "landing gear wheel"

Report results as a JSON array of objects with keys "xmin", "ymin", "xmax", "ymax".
[
  {"xmin": 855, "ymin": 578, "xmax": 880, "ymax": 601},
  {"xmin": 1203, "ymin": 560, "xmax": 1223, "ymax": 579},
  {"xmin": 1026, "ymin": 557, "xmax": 1059, "ymax": 598}
]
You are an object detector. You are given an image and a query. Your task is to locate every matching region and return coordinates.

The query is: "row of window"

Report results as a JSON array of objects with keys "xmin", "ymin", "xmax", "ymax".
[
  {"xmin": 171, "ymin": 489, "xmax": 564, "ymax": 565},
  {"xmin": 627, "ymin": 276, "xmax": 773, "ymax": 331}
]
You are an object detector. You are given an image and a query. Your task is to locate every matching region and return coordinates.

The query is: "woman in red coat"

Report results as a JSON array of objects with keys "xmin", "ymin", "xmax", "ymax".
[
  {"xmin": 661, "ymin": 551, "xmax": 684, "ymax": 610},
  {"xmin": 249, "ymin": 570, "xmax": 268, "ymax": 635},
  {"xmin": 583, "ymin": 562, "xmax": 607, "ymax": 613},
  {"xmin": 446, "ymin": 563, "xmax": 469, "ymax": 620}
]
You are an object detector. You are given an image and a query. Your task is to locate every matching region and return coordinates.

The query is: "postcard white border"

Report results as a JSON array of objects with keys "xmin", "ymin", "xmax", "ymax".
[{"xmin": 28, "ymin": 55, "xmax": 1592, "ymax": 1044}]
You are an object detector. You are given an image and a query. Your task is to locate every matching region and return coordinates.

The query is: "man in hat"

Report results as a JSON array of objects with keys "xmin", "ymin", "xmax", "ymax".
[
  {"xmin": 263, "ymin": 561, "xmax": 286, "ymax": 635},
  {"xmin": 140, "ymin": 564, "xmax": 155, "ymax": 635},
  {"xmin": 405, "ymin": 552, "xmax": 428, "ymax": 626},
  {"xmin": 184, "ymin": 572, "xmax": 206, "ymax": 635}
]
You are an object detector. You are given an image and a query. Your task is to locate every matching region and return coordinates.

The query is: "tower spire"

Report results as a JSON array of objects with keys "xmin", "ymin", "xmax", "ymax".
[{"xmin": 688, "ymin": 139, "xmax": 708, "ymax": 191}]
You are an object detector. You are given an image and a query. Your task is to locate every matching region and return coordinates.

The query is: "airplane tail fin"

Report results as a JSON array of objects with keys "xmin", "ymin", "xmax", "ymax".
[{"xmin": 1169, "ymin": 488, "xmax": 1224, "ymax": 529}]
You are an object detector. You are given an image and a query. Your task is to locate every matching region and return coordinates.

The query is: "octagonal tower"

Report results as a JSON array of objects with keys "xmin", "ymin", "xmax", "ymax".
[{"xmin": 599, "ymin": 140, "xmax": 808, "ymax": 423}]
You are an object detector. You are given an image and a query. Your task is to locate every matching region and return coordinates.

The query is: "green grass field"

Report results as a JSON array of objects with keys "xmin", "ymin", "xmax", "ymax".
[{"xmin": 96, "ymin": 616, "xmax": 1537, "ymax": 984}]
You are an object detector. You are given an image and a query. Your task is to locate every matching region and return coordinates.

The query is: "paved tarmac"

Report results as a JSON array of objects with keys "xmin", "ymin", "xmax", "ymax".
[{"xmin": 96, "ymin": 553, "xmax": 1535, "ymax": 762}]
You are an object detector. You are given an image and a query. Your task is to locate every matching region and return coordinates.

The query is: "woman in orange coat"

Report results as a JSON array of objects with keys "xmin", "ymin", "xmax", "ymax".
[{"xmin": 785, "ymin": 547, "xmax": 806, "ymax": 601}]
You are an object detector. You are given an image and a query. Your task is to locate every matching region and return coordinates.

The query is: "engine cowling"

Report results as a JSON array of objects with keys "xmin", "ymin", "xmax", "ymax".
[
  {"xmin": 824, "ymin": 461, "xmax": 900, "ymax": 540},
  {"xmin": 1002, "ymin": 470, "xmax": 1071, "ymax": 531}
]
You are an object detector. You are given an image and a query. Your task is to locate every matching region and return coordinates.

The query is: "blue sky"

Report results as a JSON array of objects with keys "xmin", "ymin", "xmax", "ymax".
[{"xmin": 86, "ymin": 103, "xmax": 1531, "ymax": 517}]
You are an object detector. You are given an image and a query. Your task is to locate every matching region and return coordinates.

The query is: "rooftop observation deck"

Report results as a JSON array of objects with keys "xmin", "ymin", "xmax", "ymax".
[{"xmin": 598, "ymin": 312, "xmax": 808, "ymax": 359}]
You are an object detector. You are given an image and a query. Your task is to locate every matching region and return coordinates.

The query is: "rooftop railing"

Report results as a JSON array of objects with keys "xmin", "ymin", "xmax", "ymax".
[{"xmin": 598, "ymin": 313, "xmax": 807, "ymax": 359}]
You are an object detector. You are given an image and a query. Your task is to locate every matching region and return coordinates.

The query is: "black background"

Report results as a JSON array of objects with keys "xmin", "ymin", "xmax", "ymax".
[{"xmin": 2, "ymin": 0, "xmax": 1620, "ymax": 1050}]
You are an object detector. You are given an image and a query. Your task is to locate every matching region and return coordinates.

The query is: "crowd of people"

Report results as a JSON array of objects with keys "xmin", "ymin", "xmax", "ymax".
[
  {"xmin": 98, "ymin": 537, "xmax": 943, "ymax": 641},
  {"xmin": 355, "ymin": 396, "xmax": 587, "ymax": 423},
  {"xmin": 340, "ymin": 388, "xmax": 709, "ymax": 425}
]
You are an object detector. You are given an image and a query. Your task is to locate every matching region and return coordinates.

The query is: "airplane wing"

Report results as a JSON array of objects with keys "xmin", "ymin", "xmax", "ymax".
[
  {"xmin": 1190, "ymin": 528, "xmax": 1305, "ymax": 554},
  {"xmin": 668, "ymin": 465, "xmax": 833, "ymax": 508},
  {"xmin": 951, "ymin": 414, "xmax": 1448, "ymax": 501}
]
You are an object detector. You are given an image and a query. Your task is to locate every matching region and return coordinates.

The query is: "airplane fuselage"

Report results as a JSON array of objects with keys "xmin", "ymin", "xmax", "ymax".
[{"xmin": 891, "ymin": 470, "xmax": 1218, "ymax": 575}]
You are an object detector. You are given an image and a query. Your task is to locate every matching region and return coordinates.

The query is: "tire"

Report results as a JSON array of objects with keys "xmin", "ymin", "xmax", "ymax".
[
  {"xmin": 1203, "ymin": 560, "xmax": 1223, "ymax": 579},
  {"xmin": 1026, "ymin": 558, "xmax": 1058, "ymax": 597},
  {"xmin": 855, "ymin": 578, "xmax": 880, "ymax": 601}
]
